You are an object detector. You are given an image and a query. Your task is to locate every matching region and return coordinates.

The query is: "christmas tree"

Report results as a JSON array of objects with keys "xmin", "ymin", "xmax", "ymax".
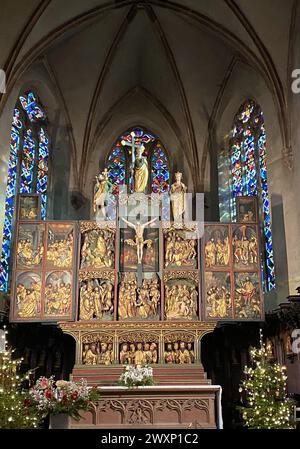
[
  {"xmin": 0, "ymin": 326, "xmax": 41, "ymax": 428},
  {"xmin": 239, "ymin": 330, "xmax": 295, "ymax": 429}
]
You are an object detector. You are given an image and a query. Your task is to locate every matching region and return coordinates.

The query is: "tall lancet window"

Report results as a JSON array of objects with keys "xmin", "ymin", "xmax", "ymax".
[
  {"xmin": 0, "ymin": 92, "xmax": 49, "ymax": 292},
  {"xmin": 106, "ymin": 127, "xmax": 169, "ymax": 195},
  {"xmin": 218, "ymin": 100, "xmax": 275, "ymax": 292}
]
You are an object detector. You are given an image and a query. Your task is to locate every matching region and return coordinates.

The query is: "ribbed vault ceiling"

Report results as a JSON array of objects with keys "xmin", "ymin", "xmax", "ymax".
[{"xmin": 0, "ymin": 0, "xmax": 296, "ymax": 190}]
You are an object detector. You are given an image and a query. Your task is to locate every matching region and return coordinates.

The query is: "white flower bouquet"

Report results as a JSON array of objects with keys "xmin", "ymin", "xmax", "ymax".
[{"xmin": 118, "ymin": 364, "xmax": 155, "ymax": 387}]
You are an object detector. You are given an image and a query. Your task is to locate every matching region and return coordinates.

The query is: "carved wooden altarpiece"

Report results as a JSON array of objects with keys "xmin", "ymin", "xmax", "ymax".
[{"xmin": 10, "ymin": 189, "xmax": 264, "ymax": 427}]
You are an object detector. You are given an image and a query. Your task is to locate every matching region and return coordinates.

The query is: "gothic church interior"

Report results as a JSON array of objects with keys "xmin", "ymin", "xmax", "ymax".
[{"xmin": 0, "ymin": 0, "xmax": 300, "ymax": 429}]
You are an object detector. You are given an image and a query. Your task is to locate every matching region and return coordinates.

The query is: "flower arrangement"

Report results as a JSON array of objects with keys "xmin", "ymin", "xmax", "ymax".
[
  {"xmin": 28, "ymin": 376, "xmax": 100, "ymax": 420},
  {"xmin": 118, "ymin": 365, "xmax": 155, "ymax": 388}
]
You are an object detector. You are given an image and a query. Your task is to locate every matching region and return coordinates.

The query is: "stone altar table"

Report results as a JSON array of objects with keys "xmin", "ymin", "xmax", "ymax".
[{"xmin": 70, "ymin": 384, "xmax": 223, "ymax": 429}]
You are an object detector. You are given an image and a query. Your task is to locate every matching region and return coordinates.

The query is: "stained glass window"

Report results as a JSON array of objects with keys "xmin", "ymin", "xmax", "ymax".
[
  {"xmin": 37, "ymin": 128, "xmax": 49, "ymax": 219},
  {"xmin": 0, "ymin": 109, "xmax": 22, "ymax": 291},
  {"xmin": 219, "ymin": 100, "xmax": 275, "ymax": 291},
  {"xmin": 19, "ymin": 129, "xmax": 36, "ymax": 194},
  {"xmin": 107, "ymin": 144, "xmax": 126, "ymax": 194},
  {"xmin": 151, "ymin": 143, "xmax": 169, "ymax": 193},
  {"xmin": 19, "ymin": 92, "xmax": 46, "ymax": 122},
  {"xmin": 106, "ymin": 127, "xmax": 169, "ymax": 195},
  {"xmin": 0, "ymin": 92, "xmax": 49, "ymax": 292}
]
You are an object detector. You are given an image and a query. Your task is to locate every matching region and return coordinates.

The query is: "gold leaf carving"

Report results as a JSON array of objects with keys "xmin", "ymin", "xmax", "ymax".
[
  {"xmin": 78, "ymin": 271, "xmax": 115, "ymax": 282},
  {"xmin": 163, "ymin": 271, "xmax": 199, "ymax": 283},
  {"xmin": 80, "ymin": 221, "xmax": 116, "ymax": 233}
]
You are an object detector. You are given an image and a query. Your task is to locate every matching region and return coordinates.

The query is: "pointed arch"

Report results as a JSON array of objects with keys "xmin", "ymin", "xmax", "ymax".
[
  {"xmin": 0, "ymin": 91, "xmax": 49, "ymax": 292},
  {"xmin": 106, "ymin": 126, "xmax": 169, "ymax": 195},
  {"xmin": 218, "ymin": 99, "xmax": 275, "ymax": 292}
]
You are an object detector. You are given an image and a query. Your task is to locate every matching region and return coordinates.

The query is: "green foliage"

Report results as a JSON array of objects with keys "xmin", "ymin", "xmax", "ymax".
[
  {"xmin": 239, "ymin": 341, "xmax": 295, "ymax": 429},
  {"xmin": 0, "ymin": 347, "xmax": 42, "ymax": 429}
]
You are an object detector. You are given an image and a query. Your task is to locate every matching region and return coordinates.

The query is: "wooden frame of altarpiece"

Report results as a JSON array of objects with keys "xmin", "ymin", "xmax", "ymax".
[
  {"xmin": 10, "ymin": 219, "xmax": 264, "ymax": 324},
  {"xmin": 11, "ymin": 220, "xmax": 78, "ymax": 322}
]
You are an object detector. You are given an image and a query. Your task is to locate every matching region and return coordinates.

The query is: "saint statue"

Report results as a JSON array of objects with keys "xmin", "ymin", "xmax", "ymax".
[
  {"xmin": 93, "ymin": 168, "xmax": 112, "ymax": 218},
  {"xmin": 133, "ymin": 146, "xmax": 148, "ymax": 192},
  {"xmin": 121, "ymin": 216, "xmax": 157, "ymax": 264},
  {"xmin": 170, "ymin": 172, "xmax": 187, "ymax": 220}
]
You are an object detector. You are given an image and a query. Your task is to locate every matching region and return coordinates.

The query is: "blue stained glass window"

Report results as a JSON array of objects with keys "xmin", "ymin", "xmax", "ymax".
[
  {"xmin": 19, "ymin": 129, "xmax": 36, "ymax": 193},
  {"xmin": 226, "ymin": 100, "xmax": 275, "ymax": 292},
  {"xmin": 0, "ymin": 110, "xmax": 22, "ymax": 291},
  {"xmin": 107, "ymin": 144, "xmax": 126, "ymax": 194},
  {"xmin": 0, "ymin": 93, "xmax": 48, "ymax": 292},
  {"xmin": 19, "ymin": 92, "xmax": 46, "ymax": 122},
  {"xmin": 37, "ymin": 128, "xmax": 49, "ymax": 219},
  {"xmin": 106, "ymin": 127, "xmax": 169, "ymax": 196},
  {"xmin": 151, "ymin": 143, "xmax": 169, "ymax": 193}
]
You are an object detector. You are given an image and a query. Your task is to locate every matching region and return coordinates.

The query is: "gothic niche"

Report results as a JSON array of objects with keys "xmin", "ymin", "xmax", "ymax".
[
  {"xmin": 79, "ymin": 275, "xmax": 114, "ymax": 321},
  {"xmin": 82, "ymin": 334, "xmax": 113, "ymax": 365},
  {"xmin": 118, "ymin": 273, "xmax": 160, "ymax": 321},
  {"xmin": 164, "ymin": 334, "xmax": 195, "ymax": 364},
  {"xmin": 119, "ymin": 334, "xmax": 159, "ymax": 365}
]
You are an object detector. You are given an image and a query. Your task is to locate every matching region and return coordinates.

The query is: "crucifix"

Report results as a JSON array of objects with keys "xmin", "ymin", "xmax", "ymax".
[
  {"xmin": 121, "ymin": 216, "xmax": 157, "ymax": 286},
  {"xmin": 121, "ymin": 132, "xmax": 147, "ymax": 193}
]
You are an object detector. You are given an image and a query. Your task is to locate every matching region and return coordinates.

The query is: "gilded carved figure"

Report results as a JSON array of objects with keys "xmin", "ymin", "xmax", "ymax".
[
  {"xmin": 19, "ymin": 196, "xmax": 39, "ymax": 220},
  {"xmin": 44, "ymin": 271, "xmax": 72, "ymax": 316},
  {"xmin": 165, "ymin": 231, "xmax": 197, "ymax": 268},
  {"xmin": 119, "ymin": 341, "xmax": 158, "ymax": 364},
  {"xmin": 47, "ymin": 230, "xmax": 73, "ymax": 268},
  {"xmin": 120, "ymin": 343, "xmax": 130, "ymax": 364},
  {"xmin": 234, "ymin": 273, "xmax": 261, "ymax": 319},
  {"xmin": 82, "ymin": 340, "xmax": 113, "ymax": 365},
  {"xmin": 121, "ymin": 217, "xmax": 157, "ymax": 265},
  {"xmin": 204, "ymin": 228, "xmax": 230, "ymax": 268},
  {"xmin": 16, "ymin": 279, "xmax": 41, "ymax": 318},
  {"xmin": 236, "ymin": 197, "xmax": 257, "ymax": 223},
  {"xmin": 164, "ymin": 341, "xmax": 194, "ymax": 364},
  {"xmin": 165, "ymin": 283, "xmax": 198, "ymax": 320},
  {"xmin": 80, "ymin": 228, "xmax": 114, "ymax": 269},
  {"xmin": 206, "ymin": 286, "xmax": 231, "ymax": 318},
  {"xmin": 118, "ymin": 274, "xmax": 160, "ymax": 320},
  {"xmin": 233, "ymin": 225, "xmax": 258, "ymax": 268},
  {"xmin": 17, "ymin": 238, "xmax": 44, "ymax": 267},
  {"xmin": 79, "ymin": 279, "xmax": 114, "ymax": 321},
  {"xmin": 205, "ymin": 272, "xmax": 232, "ymax": 319}
]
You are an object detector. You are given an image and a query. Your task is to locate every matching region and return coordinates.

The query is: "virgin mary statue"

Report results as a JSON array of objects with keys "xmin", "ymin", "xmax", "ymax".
[{"xmin": 133, "ymin": 146, "xmax": 148, "ymax": 192}]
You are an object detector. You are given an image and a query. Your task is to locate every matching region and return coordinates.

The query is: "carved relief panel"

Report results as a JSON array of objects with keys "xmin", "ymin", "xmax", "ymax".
[
  {"xmin": 11, "ymin": 221, "xmax": 77, "ymax": 322},
  {"xmin": 118, "ymin": 273, "xmax": 160, "ymax": 321}
]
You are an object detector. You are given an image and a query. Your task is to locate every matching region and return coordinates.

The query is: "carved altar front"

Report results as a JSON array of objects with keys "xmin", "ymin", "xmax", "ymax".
[{"xmin": 70, "ymin": 385, "xmax": 220, "ymax": 429}]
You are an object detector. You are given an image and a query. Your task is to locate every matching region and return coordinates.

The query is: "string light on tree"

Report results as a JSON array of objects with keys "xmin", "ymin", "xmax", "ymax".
[
  {"xmin": 0, "ymin": 326, "xmax": 41, "ymax": 428},
  {"xmin": 238, "ymin": 328, "xmax": 295, "ymax": 429}
]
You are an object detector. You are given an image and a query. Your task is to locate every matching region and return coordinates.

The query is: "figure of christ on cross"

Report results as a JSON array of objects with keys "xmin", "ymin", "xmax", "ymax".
[
  {"xmin": 121, "ymin": 132, "xmax": 148, "ymax": 193},
  {"xmin": 121, "ymin": 217, "xmax": 158, "ymax": 264}
]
